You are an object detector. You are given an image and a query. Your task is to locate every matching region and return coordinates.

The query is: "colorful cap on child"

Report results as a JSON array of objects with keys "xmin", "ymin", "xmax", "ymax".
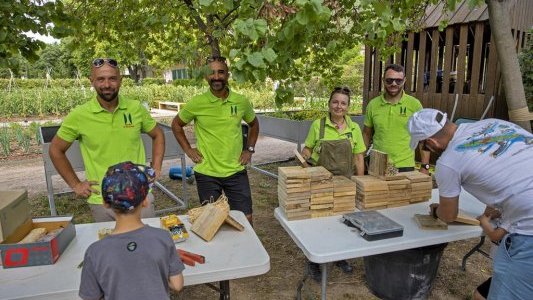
[{"xmin": 101, "ymin": 161, "xmax": 156, "ymax": 211}]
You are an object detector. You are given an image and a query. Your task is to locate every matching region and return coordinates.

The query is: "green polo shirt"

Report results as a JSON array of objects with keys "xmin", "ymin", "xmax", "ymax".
[
  {"xmin": 304, "ymin": 116, "xmax": 366, "ymax": 163},
  {"xmin": 364, "ymin": 92, "xmax": 422, "ymax": 168},
  {"xmin": 179, "ymin": 89, "xmax": 255, "ymax": 177},
  {"xmin": 57, "ymin": 96, "xmax": 156, "ymax": 204}
]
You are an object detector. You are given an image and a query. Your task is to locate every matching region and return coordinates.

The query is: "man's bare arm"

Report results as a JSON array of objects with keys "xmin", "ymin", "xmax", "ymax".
[
  {"xmin": 240, "ymin": 117, "xmax": 259, "ymax": 165},
  {"xmin": 171, "ymin": 115, "xmax": 203, "ymax": 163},
  {"xmin": 146, "ymin": 125, "xmax": 165, "ymax": 179},
  {"xmin": 434, "ymin": 195, "xmax": 459, "ymax": 222},
  {"xmin": 362, "ymin": 125, "xmax": 373, "ymax": 150},
  {"xmin": 49, "ymin": 136, "xmax": 98, "ymax": 198}
]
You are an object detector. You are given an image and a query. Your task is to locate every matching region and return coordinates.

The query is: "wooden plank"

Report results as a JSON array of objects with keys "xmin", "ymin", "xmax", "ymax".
[
  {"xmin": 306, "ymin": 166, "xmax": 331, "ymax": 177},
  {"xmin": 190, "ymin": 204, "xmax": 228, "ymax": 242},
  {"xmin": 455, "ymin": 24, "xmax": 469, "ymax": 119},
  {"xmin": 403, "ymin": 171, "xmax": 432, "ymax": 182},
  {"xmin": 224, "ymin": 215, "xmax": 245, "ymax": 231},
  {"xmin": 442, "ymin": 27, "xmax": 454, "ymax": 114},
  {"xmin": 363, "ymin": 45, "xmax": 372, "ymax": 109},
  {"xmin": 373, "ymin": 50, "xmax": 382, "ymax": 95},
  {"xmin": 449, "ymin": 0, "xmax": 471, "ymax": 24},
  {"xmin": 428, "ymin": 29, "xmax": 440, "ymax": 108},
  {"xmin": 483, "ymin": 26, "xmax": 498, "ymax": 118},
  {"xmin": 278, "ymin": 166, "xmax": 311, "ymax": 179},
  {"xmin": 455, "ymin": 210, "xmax": 480, "ymax": 225},
  {"xmin": 416, "ymin": 31, "xmax": 427, "ymax": 101},
  {"xmin": 414, "ymin": 214, "xmax": 448, "ymax": 230},
  {"xmin": 395, "ymin": 45, "xmax": 402, "ymax": 65},
  {"xmin": 470, "ymin": 22, "xmax": 485, "ymax": 118},
  {"xmin": 368, "ymin": 149, "xmax": 388, "ymax": 177},
  {"xmin": 293, "ymin": 149, "xmax": 309, "ymax": 168},
  {"xmin": 405, "ymin": 32, "xmax": 415, "ymax": 93}
]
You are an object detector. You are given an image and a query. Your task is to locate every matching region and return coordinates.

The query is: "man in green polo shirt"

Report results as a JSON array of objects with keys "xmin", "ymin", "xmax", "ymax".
[
  {"xmin": 363, "ymin": 64, "xmax": 430, "ymax": 173},
  {"xmin": 171, "ymin": 56, "xmax": 259, "ymax": 225},
  {"xmin": 49, "ymin": 58, "xmax": 165, "ymax": 222}
]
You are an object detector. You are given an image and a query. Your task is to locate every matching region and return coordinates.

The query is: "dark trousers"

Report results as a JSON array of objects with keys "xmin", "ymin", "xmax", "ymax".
[{"xmin": 194, "ymin": 169, "xmax": 253, "ymax": 215}]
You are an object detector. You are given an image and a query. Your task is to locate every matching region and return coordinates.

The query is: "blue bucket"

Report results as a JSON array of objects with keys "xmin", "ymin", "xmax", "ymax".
[{"xmin": 169, "ymin": 166, "xmax": 194, "ymax": 180}]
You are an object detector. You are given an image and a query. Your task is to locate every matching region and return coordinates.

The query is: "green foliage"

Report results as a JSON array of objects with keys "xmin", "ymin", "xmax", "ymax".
[
  {"xmin": 0, "ymin": 78, "xmax": 91, "ymax": 89},
  {"xmin": 266, "ymin": 110, "xmax": 328, "ymax": 121},
  {"xmin": 0, "ymin": 0, "xmax": 73, "ymax": 67},
  {"xmin": 0, "ymin": 83, "xmax": 276, "ymax": 117},
  {"xmin": 172, "ymin": 79, "xmax": 204, "ymax": 87},
  {"xmin": 141, "ymin": 78, "xmax": 167, "ymax": 85},
  {"xmin": 0, "ymin": 127, "xmax": 11, "ymax": 156}
]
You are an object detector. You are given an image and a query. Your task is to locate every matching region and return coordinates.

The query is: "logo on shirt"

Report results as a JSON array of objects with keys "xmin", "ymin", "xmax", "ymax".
[
  {"xmin": 455, "ymin": 122, "xmax": 533, "ymax": 157},
  {"xmin": 230, "ymin": 105, "xmax": 238, "ymax": 116},
  {"xmin": 123, "ymin": 113, "xmax": 134, "ymax": 128},
  {"xmin": 399, "ymin": 106, "xmax": 407, "ymax": 116},
  {"xmin": 127, "ymin": 242, "xmax": 137, "ymax": 252}
]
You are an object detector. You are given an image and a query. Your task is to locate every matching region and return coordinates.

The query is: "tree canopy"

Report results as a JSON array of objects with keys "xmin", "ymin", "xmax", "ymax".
[{"xmin": 0, "ymin": 0, "xmax": 72, "ymax": 68}]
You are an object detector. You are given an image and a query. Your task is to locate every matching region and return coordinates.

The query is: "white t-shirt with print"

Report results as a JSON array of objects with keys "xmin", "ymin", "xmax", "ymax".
[{"xmin": 436, "ymin": 119, "xmax": 533, "ymax": 235}]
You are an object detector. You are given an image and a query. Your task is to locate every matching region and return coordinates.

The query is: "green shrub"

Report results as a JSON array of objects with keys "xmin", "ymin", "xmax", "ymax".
[
  {"xmin": 0, "ymin": 78, "xmax": 91, "ymax": 89},
  {"xmin": 172, "ymin": 79, "xmax": 204, "ymax": 87},
  {"xmin": 0, "ymin": 127, "xmax": 11, "ymax": 156},
  {"xmin": 142, "ymin": 78, "xmax": 167, "ymax": 85}
]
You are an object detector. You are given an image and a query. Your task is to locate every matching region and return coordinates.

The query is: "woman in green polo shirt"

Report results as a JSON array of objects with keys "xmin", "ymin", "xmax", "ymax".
[
  {"xmin": 302, "ymin": 86, "xmax": 366, "ymax": 177},
  {"xmin": 300, "ymin": 86, "xmax": 366, "ymax": 281}
]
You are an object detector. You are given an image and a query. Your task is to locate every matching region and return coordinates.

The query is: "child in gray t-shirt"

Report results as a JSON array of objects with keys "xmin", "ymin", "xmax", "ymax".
[{"xmin": 79, "ymin": 162, "xmax": 184, "ymax": 300}]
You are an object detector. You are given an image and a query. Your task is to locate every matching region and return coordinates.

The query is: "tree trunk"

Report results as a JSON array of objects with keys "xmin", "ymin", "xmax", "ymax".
[
  {"xmin": 487, "ymin": 0, "xmax": 531, "ymax": 132},
  {"xmin": 207, "ymin": 15, "xmax": 221, "ymax": 56},
  {"xmin": 127, "ymin": 65, "xmax": 140, "ymax": 84}
]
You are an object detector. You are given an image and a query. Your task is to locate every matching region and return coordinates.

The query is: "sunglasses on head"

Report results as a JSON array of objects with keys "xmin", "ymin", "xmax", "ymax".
[
  {"xmin": 206, "ymin": 56, "xmax": 227, "ymax": 64},
  {"xmin": 384, "ymin": 78, "xmax": 405, "ymax": 85},
  {"xmin": 92, "ymin": 58, "xmax": 118, "ymax": 68},
  {"xmin": 333, "ymin": 86, "xmax": 351, "ymax": 95}
]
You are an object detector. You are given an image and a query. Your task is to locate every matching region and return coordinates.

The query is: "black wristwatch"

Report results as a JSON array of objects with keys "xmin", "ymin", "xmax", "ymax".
[
  {"xmin": 247, "ymin": 146, "xmax": 255, "ymax": 153},
  {"xmin": 422, "ymin": 164, "xmax": 430, "ymax": 170}
]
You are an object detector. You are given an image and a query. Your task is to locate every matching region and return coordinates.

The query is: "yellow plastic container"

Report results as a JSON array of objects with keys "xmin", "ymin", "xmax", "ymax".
[{"xmin": 160, "ymin": 215, "xmax": 189, "ymax": 243}]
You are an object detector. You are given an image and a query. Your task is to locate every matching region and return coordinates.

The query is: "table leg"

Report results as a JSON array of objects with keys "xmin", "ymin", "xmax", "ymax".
[
  {"xmin": 320, "ymin": 263, "xmax": 328, "ymax": 300},
  {"xmin": 296, "ymin": 262, "xmax": 311, "ymax": 300},
  {"xmin": 462, "ymin": 236, "xmax": 489, "ymax": 271},
  {"xmin": 219, "ymin": 280, "xmax": 230, "ymax": 300},
  {"xmin": 205, "ymin": 281, "xmax": 230, "ymax": 300}
]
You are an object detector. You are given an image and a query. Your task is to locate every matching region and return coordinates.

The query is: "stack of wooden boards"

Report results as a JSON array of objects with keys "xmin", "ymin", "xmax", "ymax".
[
  {"xmin": 352, "ymin": 171, "xmax": 432, "ymax": 210},
  {"xmin": 278, "ymin": 166, "xmax": 356, "ymax": 220}
]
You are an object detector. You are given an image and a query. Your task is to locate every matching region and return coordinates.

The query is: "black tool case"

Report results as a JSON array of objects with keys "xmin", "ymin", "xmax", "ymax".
[{"xmin": 342, "ymin": 211, "xmax": 404, "ymax": 241}]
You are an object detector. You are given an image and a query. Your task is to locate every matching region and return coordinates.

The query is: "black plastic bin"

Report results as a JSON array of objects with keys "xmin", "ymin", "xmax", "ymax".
[{"xmin": 364, "ymin": 243, "xmax": 448, "ymax": 300}]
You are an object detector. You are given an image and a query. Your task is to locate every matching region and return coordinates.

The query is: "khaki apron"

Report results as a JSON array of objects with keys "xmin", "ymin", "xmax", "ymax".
[{"xmin": 315, "ymin": 117, "xmax": 353, "ymax": 178}]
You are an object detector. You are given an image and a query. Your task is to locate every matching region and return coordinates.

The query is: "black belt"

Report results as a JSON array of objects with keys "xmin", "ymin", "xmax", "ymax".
[{"xmin": 398, "ymin": 167, "xmax": 415, "ymax": 172}]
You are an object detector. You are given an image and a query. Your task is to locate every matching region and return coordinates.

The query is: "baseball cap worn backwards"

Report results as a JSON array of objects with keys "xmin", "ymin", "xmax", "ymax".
[
  {"xmin": 407, "ymin": 108, "xmax": 448, "ymax": 150},
  {"xmin": 102, "ymin": 161, "xmax": 155, "ymax": 211}
]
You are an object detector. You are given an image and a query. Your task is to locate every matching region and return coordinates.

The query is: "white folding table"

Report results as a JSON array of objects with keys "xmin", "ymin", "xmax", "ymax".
[
  {"xmin": 274, "ymin": 189, "xmax": 485, "ymax": 300},
  {"xmin": 0, "ymin": 211, "xmax": 270, "ymax": 300}
]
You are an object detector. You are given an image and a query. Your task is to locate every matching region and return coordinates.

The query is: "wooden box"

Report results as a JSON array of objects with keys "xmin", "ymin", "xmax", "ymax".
[{"xmin": 0, "ymin": 216, "xmax": 76, "ymax": 268}]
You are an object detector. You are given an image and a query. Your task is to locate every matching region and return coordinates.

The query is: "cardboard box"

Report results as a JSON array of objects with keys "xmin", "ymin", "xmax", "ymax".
[
  {"xmin": 0, "ymin": 215, "xmax": 76, "ymax": 269},
  {"xmin": 0, "ymin": 190, "xmax": 31, "ymax": 242}
]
